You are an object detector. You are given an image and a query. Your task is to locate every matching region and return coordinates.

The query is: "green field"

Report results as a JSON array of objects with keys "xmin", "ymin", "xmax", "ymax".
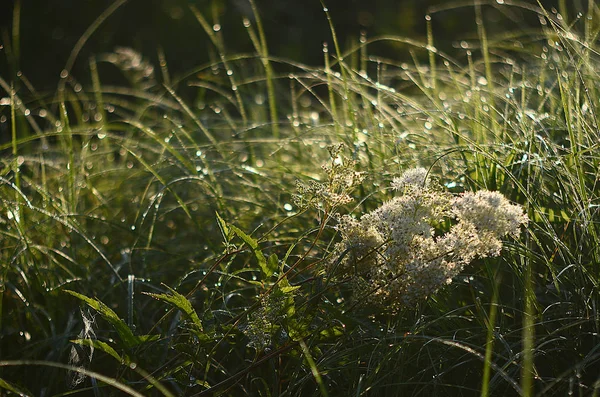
[{"xmin": 1, "ymin": 1, "xmax": 599, "ymax": 396}]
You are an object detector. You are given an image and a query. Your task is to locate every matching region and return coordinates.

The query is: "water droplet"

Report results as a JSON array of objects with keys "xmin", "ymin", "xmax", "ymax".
[
  {"xmin": 129, "ymin": 362, "xmax": 137, "ymax": 370},
  {"xmin": 227, "ymin": 69, "xmax": 233, "ymax": 76},
  {"xmin": 213, "ymin": 24, "xmax": 221, "ymax": 32},
  {"xmin": 425, "ymin": 15, "xmax": 431, "ymax": 21},
  {"xmin": 243, "ymin": 18, "xmax": 251, "ymax": 28},
  {"xmin": 97, "ymin": 132, "xmax": 106, "ymax": 139},
  {"xmin": 60, "ymin": 69, "xmax": 69, "ymax": 79},
  {"xmin": 323, "ymin": 7, "xmax": 328, "ymax": 12},
  {"xmin": 284, "ymin": 203, "xmax": 293, "ymax": 211}
]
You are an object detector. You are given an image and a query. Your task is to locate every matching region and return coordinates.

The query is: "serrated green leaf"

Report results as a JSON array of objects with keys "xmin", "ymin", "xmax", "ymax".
[
  {"xmin": 72, "ymin": 339, "xmax": 128, "ymax": 364},
  {"xmin": 145, "ymin": 285, "xmax": 203, "ymax": 332},
  {"xmin": 281, "ymin": 285, "xmax": 301, "ymax": 293},
  {"xmin": 267, "ymin": 253, "xmax": 279, "ymax": 279},
  {"xmin": 65, "ymin": 290, "xmax": 141, "ymax": 348},
  {"xmin": 278, "ymin": 275, "xmax": 300, "ymax": 293},
  {"xmin": 215, "ymin": 211, "xmax": 231, "ymax": 242},
  {"xmin": 229, "ymin": 225, "xmax": 269, "ymax": 278}
]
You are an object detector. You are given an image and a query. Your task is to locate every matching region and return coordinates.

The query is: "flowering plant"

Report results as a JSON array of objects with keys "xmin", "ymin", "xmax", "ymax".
[{"xmin": 331, "ymin": 168, "xmax": 529, "ymax": 310}]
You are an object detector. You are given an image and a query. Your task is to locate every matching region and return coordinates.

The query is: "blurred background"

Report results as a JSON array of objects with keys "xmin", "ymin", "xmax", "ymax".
[{"xmin": 0, "ymin": 0, "xmax": 569, "ymax": 89}]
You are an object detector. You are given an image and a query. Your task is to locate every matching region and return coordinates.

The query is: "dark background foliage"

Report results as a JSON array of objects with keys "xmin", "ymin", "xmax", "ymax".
[{"xmin": 0, "ymin": 0, "xmax": 565, "ymax": 88}]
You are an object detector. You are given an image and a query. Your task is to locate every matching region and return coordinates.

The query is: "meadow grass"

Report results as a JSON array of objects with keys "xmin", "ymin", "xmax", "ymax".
[{"xmin": 1, "ymin": 1, "xmax": 599, "ymax": 396}]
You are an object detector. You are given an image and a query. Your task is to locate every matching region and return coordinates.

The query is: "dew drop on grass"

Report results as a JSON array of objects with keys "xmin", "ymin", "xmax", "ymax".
[
  {"xmin": 129, "ymin": 362, "xmax": 137, "ymax": 370},
  {"xmin": 60, "ymin": 69, "xmax": 69, "ymax": 79},
  {"xmin": 243, "ymin": 18, "xmax": 250, "ymax": 28},
  {"xmin": 323, "ymin": 7, "xmax": 328, "ymax": 12},
  {"xmin": 131, "ymin": 225, "xmax": 136, "ymax": 231},
  {"xmin": 284, "ymin": 203, "xmax": 293, "ymax": 211},
  {"xmin": 97, "ymin": 132, "xmax": 106, "ymax": 140},
  {"xmin": 227, "ymin": 69, "xmax": 233, "ymax": 76},
  {"xmin": 212, "ymin": 24, "xmax": 221, "ymax": 32}
]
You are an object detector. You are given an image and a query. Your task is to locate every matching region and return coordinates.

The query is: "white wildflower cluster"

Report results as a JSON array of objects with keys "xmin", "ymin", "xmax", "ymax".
[
  {"xmin": 293, "ymin": 144, "xmax": 364, "ymax": 210},
  {"xmin": 331, "ymin": 168, "xmax": 528, "ymax": 311}
]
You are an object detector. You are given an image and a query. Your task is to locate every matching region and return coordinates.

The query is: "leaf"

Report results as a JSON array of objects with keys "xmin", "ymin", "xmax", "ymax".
[
  {"xmin": 137, "ymin": 334, "xmax": 161, "ymax": 343},
  {"xmin": 72, "ymin": 339, "xmax": 128, "ymax": 364},
  {"xmin": 215, "ymin": 212, "xmax": 231, "ymax": 242},
  {"xmin": 145, "ymin": 285, "xmax": 204, "ymax": 333},
  {"xmin": 281, "ymin": 285, "xmax": 301, "ymax": 294},
  {"xmin": 229, "ymin": 224, "xmax": 270, "ymax": 278},
  {"xmin": 279, "ymin": 276, "xmax": 300, "ymax": 294},
  {"xmin": 319, "ymin": 325, "xmax": 345, "ymax": 339},
  {"xmin": 0, "ymin": 378, "xmax": 31, "ymax": 396},
  {"xmin": 267, "ymin": 253, "xmax": 279, "ymax": 278},
  {"xmin": 65, "ymin": 290, "xmax": 141, "ymax": 349}
]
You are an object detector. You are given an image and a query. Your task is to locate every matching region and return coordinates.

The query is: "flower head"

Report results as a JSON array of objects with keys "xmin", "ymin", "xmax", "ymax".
[{"xmin": 330, "ymin": 169, "xmax": 528, "ymax": 311}]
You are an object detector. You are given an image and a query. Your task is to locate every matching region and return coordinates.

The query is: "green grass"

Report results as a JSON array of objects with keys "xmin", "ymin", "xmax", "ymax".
[{"xmin": 1, "ymin": 1, "xmax": 600, "ymax": 396}]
